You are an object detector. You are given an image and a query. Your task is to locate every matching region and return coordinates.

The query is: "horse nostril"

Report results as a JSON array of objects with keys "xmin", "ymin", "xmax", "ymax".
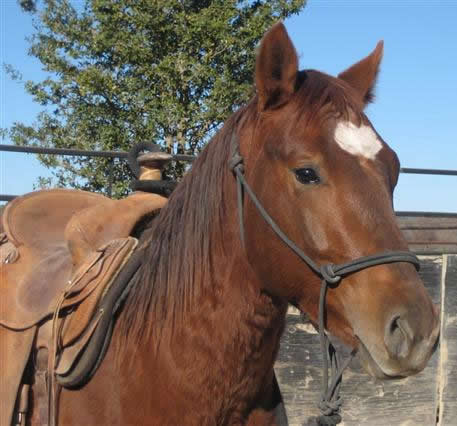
[{"xmin": 385, "ymin": 315, "xmax": 412, "ymax": 359}]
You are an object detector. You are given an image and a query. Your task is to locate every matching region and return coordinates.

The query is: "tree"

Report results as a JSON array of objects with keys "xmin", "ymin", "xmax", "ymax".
[{"xmin": 7, "ymin": 0, "xmax": 306, "ymax": 197}]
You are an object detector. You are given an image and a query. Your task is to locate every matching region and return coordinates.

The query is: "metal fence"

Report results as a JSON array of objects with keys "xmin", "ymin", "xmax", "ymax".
[
  {"xmin": 0, "ymin": 144, "xmax": 195, "ymax": 201},
  {"xmin": 1, "ymin": 143, "xmax": 456, "ymax": 203}
]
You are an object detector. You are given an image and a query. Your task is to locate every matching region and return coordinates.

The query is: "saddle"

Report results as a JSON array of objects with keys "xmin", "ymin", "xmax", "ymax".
[{"xmin": 0, "ymin": 188, "xmax": 167, "ymax": 426}]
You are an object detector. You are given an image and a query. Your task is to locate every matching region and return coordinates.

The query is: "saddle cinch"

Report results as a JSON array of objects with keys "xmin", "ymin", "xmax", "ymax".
[{"xmin": 0, "ymin": 151, "xmax": 172, "ymax": 426}]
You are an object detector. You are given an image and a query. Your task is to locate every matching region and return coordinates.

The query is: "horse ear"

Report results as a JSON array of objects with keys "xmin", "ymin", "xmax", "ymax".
[
  {"xmin": 255, "ymin": 22, "xmax": 298, "ymax": 111},
  {"xmin": 338, "ymin": 41, "xmax": 384, "ymax": 105}
]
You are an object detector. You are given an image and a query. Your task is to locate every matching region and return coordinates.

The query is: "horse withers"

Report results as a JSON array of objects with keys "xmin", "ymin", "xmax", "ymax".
[{"xmin": 3, "ymin": 23, "xmax": 439, "ymax": 425}]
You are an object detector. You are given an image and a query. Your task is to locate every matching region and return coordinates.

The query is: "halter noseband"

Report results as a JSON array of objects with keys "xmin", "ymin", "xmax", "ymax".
[{"xmin": 229, "ymin": 135, "xmax": 420, "ymax": 425}]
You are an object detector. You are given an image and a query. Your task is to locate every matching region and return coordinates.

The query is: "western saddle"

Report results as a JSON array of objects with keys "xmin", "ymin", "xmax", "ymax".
[{"xmin": 0, "ymin": 151, "xmax": 172, "ymax": 426}]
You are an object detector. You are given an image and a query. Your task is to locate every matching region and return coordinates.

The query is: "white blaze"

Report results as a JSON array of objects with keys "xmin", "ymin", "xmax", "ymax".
[{"xmin": 334, "ymin": 121, "xmax": 382, "ymax": 160}]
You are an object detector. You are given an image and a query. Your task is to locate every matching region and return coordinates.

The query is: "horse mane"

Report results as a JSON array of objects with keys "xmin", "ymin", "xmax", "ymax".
[
  {"xmin": 118, "ymin": 70, "xmax": 362, "ymax": 352},
  {"xmin": 119, "ymin": 106, "xmax": 255, "ymax": 350}
]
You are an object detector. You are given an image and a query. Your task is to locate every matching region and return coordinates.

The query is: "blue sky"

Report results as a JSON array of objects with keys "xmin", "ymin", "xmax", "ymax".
[{"xmin": 1, "ymin": 0, "xmax": 456, "ymax": 211}]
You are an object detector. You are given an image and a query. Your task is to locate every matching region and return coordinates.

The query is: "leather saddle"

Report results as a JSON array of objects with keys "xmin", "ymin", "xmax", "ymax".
[{"xmin": 0, "ymin": 188, "xmax": 167, "ymax": 426}]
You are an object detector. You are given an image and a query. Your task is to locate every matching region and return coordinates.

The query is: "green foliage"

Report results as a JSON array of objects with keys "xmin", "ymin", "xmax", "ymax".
[{"xmin": 8, "ymin": 0, "xmax": 306, "ymax": 197}]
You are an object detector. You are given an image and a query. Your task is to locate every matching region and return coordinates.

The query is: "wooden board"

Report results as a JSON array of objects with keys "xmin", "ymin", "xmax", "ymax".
[
  {"xmin": 396, "ymin": 214, "xmax": 457, "ymax": 254},
  {"xmin": 439, "ymin": 255, "xmax": 457, "ymax": 426},
  {"xmin": 275, "ymin": 256, "xmax": 444, "ymax": 426}
]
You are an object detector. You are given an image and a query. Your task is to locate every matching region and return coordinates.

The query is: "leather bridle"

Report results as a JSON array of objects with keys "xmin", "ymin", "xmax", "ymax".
[{"xmin": 229, "ymin": 134, "xmax": 420, "ymax": 425}]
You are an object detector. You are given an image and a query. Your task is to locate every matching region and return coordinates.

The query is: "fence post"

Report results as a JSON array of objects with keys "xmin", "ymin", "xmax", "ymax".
[{"xmin": 107, "ymin": 158, "xmax": 114, "ymax": 198}]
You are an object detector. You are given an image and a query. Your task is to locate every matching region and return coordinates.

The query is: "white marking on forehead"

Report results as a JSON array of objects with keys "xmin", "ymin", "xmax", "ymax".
[{"xmin": 334, "ymin": 121, "xmax": 382, "ymax": 160}]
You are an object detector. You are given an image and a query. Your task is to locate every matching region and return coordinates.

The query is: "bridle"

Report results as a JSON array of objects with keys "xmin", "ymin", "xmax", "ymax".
[{"xmin": 229, "ymin": 133, "xmax": 420, "ymax": 425}]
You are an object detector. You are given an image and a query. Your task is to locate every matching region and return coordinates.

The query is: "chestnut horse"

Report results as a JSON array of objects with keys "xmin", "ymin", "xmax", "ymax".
[{"xmin": 33, "ymin": 23, "xmax": 439, "ymax": 425}]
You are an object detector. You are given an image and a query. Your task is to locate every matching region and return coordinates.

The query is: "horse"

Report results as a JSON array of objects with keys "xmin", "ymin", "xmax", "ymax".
[{"xmin": 18, "ymin": 22, "xmax": 439, "ymax": 425}]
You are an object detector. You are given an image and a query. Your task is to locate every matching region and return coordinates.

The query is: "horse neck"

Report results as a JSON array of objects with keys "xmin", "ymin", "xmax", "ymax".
[
  {"xmin": 173, "ymin": 177, "xmax": 288, "ymax": 363},
  {"xmin": 161, "ymin": 150, "xmax": 287, "ymax": 344},
  {"xmin": 174, "ymin": 167, "xmax": 287, "ymax": 331}
]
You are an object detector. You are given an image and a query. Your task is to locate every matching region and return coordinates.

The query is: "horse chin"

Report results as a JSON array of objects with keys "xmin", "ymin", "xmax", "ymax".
[
  {"xmin": 354, "ymin": 337, "xmax": 421, "ymax": 380},
  {"xmin": 327, "ymin": 334, "xmax": 413, "ymax": 380},
  {"xmin": 354, "ymin": 339, "xmax": 402, "ymax": 380}
]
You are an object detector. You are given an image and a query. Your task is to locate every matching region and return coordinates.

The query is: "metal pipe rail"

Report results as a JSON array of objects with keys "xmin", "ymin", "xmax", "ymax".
[
  {"xmin": 0, "ymin": 144, "xmax": 195, "ymax": 162},
  {"xmin": 400, "ymin": 168, "xmax": 457, "ymax": 176},
  {"xmin": 1, "ymin": 143, "xmax": 456, "ymax": 202}
]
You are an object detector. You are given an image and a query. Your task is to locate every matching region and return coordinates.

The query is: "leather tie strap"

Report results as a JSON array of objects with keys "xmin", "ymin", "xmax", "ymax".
[{"xmin": 229, "ymin": 139, "xmax": 420, "ymax": 425}]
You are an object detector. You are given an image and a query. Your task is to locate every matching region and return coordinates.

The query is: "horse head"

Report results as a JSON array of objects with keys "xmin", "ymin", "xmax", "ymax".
[{"xmin": 239, "ymin": 23, "xmax": 439, "ymax": 379}]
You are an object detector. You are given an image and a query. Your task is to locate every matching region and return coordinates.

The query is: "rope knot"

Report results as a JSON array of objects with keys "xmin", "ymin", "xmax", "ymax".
[
  {"xmin": 312, "ymin": 397, "xmax": 343, "ymax": 425},
  {"xmin": 318, "ymin": 397, "xmax": 342, "ymax": 416},
  {"xmin": 229, "ymin": 153, "xmax": 244, "ymax": 174},
  {"xmin": 320, "ymin": 264, "xmax": 341, "ymax": 284}
]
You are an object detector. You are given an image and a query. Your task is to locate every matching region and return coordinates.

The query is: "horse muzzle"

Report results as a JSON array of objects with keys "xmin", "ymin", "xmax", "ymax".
[{"xmin": 354, "ymin": 303, "xmax": 440, "ymax": 379}]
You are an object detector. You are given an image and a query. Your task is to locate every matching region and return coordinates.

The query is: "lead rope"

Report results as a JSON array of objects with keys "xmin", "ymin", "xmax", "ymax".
[{"xmin": 229, "ymin": 142, "xmax": 420, "ymax": 426}]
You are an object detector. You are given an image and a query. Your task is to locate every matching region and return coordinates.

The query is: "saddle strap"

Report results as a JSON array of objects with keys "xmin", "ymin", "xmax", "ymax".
[
  {"xmin": 35, "ymin": 371, "xmax": 49, "ymax": 426},
  {"xmin": 13, "ymin": 384, "xmax": 29, "ymax": 426}
]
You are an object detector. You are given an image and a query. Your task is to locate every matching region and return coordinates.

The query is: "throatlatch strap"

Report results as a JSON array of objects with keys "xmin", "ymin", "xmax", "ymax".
[{"xmin": 229, "ymin": 139, "xmax": 420, "ymax": 426}]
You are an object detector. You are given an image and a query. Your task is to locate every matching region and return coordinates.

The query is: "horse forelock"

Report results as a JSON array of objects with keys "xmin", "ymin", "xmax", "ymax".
[{"xmin": 292, "ymin": 70, "xmax": 365, "ymax": 126}]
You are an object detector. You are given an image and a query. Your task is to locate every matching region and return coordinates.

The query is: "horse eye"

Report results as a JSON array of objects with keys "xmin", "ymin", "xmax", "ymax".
[{"xmin": 294, "ymin": 168, "xmax": 320, "ymax": 185}]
